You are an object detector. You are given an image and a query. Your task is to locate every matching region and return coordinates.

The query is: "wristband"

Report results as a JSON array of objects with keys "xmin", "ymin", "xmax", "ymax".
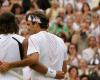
[{"xmin": 45, "ymin": 67, "xmax": 56, "ymax": 78}]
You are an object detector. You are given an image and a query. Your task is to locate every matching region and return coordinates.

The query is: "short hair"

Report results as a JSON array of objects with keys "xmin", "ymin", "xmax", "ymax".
[
  {"xmin": 80, "ymin": 74, "xmax": 90, "ymax": 80},
  {"xmin": 68, "ymin": 66, "xmax": 78, "ymax": 75},
  {"xmin": 88, "ymin": 35, "xmax": 96, "ymax": 41},
  {"xmin": 26, "ymin": 10, "xmax": 49, "ymax": 29},
  {"xmin": 0, "ymin": 12, "xmax": 19, "ymax": 34}
]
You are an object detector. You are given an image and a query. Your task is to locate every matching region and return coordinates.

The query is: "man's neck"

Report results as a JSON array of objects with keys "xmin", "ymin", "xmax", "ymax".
[{"xmin": 35, "ymin": 29, "xmax": 47, "ymax": 34}]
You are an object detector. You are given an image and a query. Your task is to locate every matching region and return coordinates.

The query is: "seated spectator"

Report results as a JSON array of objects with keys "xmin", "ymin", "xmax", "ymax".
[
  {"xmin": 89, "ymin": 65, "xmax": 100, "ymax": 80},
  {"xmin": 76, "ymin": 0, "xmax": 87, "ymax": 11},
  {"xmin": 82, "ymin": 35, "xmax": 100, "ymax": 64},
  {"xmin": 26, "ymin": 1, "xmax": 38, "ymax": 14},
  {"xmin": 49, "ymin": 15, "xmax": 67, "ymax": 36},
  {"xmin": 78, "ymin": 20, "xmax": 91, "ymax": 54},
  {"xmin": 0, "ymin": 0, "xmax": 11, "ymax": 13},
  {"xmin": 36, "ymin": 0, "xmax": 51, "ymax": 10},
  {"xmin": 92, "ymin": 1, "xmax": 100, "ymax": 15},
  {"xmin": 22, "ymin": 0, "xmax": 31, "ymax": 13},
  {"xmin": 65, "ymin": 66, "xmax": 79, "ymax": 80},
  {"xmin": 11, "ymin": 3, "xmax": 22, "ymax": 15},
  {"xmin": 66, "ymin": 43, "xmax": 81, "ymax": 67},
  {"xmin": 46, "ymin": 0, "xmax": 59, "ymax": 21},
  {"xmin": 65, "ymin": 3, "xmax": 74, "ymax": 21},
  {"xmin": 79, "ymin": 59, "xmax": 89, "ymax": 76},
  {"xmin": 71, "ymin": 33, "xmax": 79, "ymax": 45},
  {"xmin": 81, "ymin": 2, "xmax": 91, "ymax": 16},
  {"xmin": 72, "ymin": 11, "xmax": 82, "ymax": 31},
  {"xmin": 11, "ymin": 3, "xmax": 24, "ymax": 23},
  {"xmin": 90, "ymin": 13, "xmax": 100, "ymax": 37},
  {"xmin": 66, "ymin": 16, "xmax": 74, "ymax": 42},
  {"xmin": 80, "ymin": 74, "xmax": 91, "ymax": 80},
  {"xmin": 58, "ymin": 0, "xmax": 76, "ymax": 8},
  {"xmin": 58, "ymin": 8, "xmax": 66, "ymax": 22}
]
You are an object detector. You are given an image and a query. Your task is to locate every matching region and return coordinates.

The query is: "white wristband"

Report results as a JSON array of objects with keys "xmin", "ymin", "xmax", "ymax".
[{"xmin": 45, "ymin": 68, "xmax": 56, "ymax": 78}]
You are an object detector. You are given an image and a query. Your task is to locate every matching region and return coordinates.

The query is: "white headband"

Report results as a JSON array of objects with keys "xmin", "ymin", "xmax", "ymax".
[{"xmin": 28, "ymin": 15, "xmax": 41, "ymax": 23}]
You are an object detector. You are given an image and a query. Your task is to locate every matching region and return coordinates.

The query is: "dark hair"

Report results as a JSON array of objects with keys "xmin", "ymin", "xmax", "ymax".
[
  {"xmin": 88, "ymin": 36, "xmax": 96, "ymax": 41},
  {"xmin": 58, "ymin": 32, "xmax": 67, "ymax": 42},
  {"xmin": 22, "ymin": 0, "xmax": 31, "ymax": 13},
  {"xmin": 68, "ymin": 66, "xmax": 78, "ymax": 75},
  {"xmin": 56, "ymin": 15, "xmax": 63, "ymax": 20},
  {"xmin": 81, "ymin": 2, "xmax": 91, "ymax": 13},
  {"xmin": 0, "ymin": 0, "xmax": 3, "ymax": 8},
  {"xmin": 11, "ymin": 3, "xmax": 22, "ymax": 14},
  {"xmin": 29, "ymin": 3, "xmax": 35, "ymax": 9},
  {"xmin": 0, "ymin": 12, "xmax": 19, "ymax": 34},
  {"xmin": 36, "ymin": 0, "xmax": 51, "ymax": 10},
  {"xmin": 26, "ymin": 10, "xmax": 49, "ymax": 29},
  {"xmin": 80, "ymin": 74, "xmax": 90, "ymax": 80},
  {"xmin": 67, "ymin": 43, "xmax": 78, "ymax": 54}
]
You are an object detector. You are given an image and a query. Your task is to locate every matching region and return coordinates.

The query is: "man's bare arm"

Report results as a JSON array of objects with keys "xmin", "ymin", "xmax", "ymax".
[{"xmin": 62, "ymin": 60, "xmax": 67, "ymax": 74}]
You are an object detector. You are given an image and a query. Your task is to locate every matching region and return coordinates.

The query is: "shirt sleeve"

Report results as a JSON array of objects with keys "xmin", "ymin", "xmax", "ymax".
[{"xmin": 27, "ymin": 36, "xmax": 40, "ymax": 55}]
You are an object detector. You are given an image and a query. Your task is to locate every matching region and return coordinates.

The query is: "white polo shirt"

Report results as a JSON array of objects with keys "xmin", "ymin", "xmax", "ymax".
[
  {"xmin": 0, "ymin": 34, "xmax": 24, "ymax": 80},
  {"xmin": 82, "ymin": 47, "xmax": 100, "ymax": 64},
  {"xmin": 27, "ymin": 31, "xmax": 67, "ymax": 80}
]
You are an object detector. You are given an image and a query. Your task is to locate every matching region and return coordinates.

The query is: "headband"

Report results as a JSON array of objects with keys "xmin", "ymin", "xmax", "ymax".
[{"xmin": 28, "ymin": 15, "xmax": 41, "ymax": 23}]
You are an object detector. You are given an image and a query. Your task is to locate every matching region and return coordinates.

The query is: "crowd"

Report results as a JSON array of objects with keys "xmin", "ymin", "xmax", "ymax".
[{"xmin": 0, "ymin": 0, "xmax": 100, "ymax": 80}]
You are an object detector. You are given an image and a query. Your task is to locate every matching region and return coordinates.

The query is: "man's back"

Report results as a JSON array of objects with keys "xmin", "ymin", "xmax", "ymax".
[
  {"xmin": 0, "ymin": 34, "xmax": 24, "ymax": 80},
  {"xmin": 27, "ymin": 31, "xmax": 67, "ymax": 80}
]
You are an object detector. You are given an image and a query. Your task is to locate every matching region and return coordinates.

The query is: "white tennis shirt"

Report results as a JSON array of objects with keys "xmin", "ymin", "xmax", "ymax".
[
  {"xmin": 27, "ymin": 31, "xmax": 67, "ymax": 80},
  {"xmin": 0, "ymin": 34, "xmax": 24, "ymax": 80}
]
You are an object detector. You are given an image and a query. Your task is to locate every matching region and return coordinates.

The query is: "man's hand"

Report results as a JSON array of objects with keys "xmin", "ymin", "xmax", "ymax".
[
  {"xmin": 55, "ymin": 71, "xmax": 65, "ymax": 79},
  {"xmin": 0, "ymin": 62, "xmax": 11, "ymax": 73}
]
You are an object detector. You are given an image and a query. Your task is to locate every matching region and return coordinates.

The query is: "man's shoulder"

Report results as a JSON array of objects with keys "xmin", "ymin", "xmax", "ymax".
[
  {"xmin": 29, "ymin": 33, "xmax": 41, "ymax": 39},
  {"xmin": 11, "ymin": 34, "xmax": 25, "ymax": 43},
  {"xmin": 49, "ymin": 32, "xmax": 64, "ymax": 42}
]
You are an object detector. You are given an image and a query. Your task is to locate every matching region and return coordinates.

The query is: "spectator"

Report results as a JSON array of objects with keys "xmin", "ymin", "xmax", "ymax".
[
  {"xmin": 79, "ymin": 59, "xmax": 89, "ymax": 76},
  {"xmin": 90, "ymin": 13, "xmax": 100, "ymax": 37},
  {"xmin": 76, "ymin": 0, "xmax": 87, "ymax": 11},
  {"xmin": 92, "ymin": 1, "xmax": 100, "ymax": 15},
  {"xmin": 22, "ymin": 0, "xmax": 31, "ymax": 13},
  {"xmin": 65, "ymin": 66, "xmax": 79, "ymax": 80},
  {"xmin": 81, "ymin": 2, "xmax": 91, "ymax": 15},
  {"xmin": 65, "ymin": 3, "xmax": 74, "ymax": 21},
  {"xmin": 11, "ymin": 3, "xmax": 22, "ymax": 15},
  {"xmin": 26, "ymin": 1, "xmax": 38, "ymax": 14},
  {"xmin": 36, "ymin": 0, "xmax": 51, "ymax": 10},
  {"xmin": 46, "ymin": 0, "xmax": 59, "ymax": 21},
  {"xmin": 66, "ymin": 43, "xmax": 81, "ymax": 67},
  {"xmin": 71, "ymin": 33, "xmax": 79, "ymax": 45},
  {"xmin": 78, "ymin": 20, "xmax": 91, "ymax": 54},
  {"xmin": 82, "ymin": 36, "xmax": 100, "ymax": 64},
  {"xmin": 0, "ymin": 0, "xmax": 11, "ymax": 13},
  {"xmin": 49, "ymin": 15, "xmax": 67, "ymax": 36},
  {"xmin": 66, "ymin": 16, "xmax": 74, "ymax": 42},
  {"xmin": 72, "ymin": 11, "xmax": 82, "ymax": 31},
  {"xmin": 80, "ymin": 74, "xmax": 91, "ymax": 80}
]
